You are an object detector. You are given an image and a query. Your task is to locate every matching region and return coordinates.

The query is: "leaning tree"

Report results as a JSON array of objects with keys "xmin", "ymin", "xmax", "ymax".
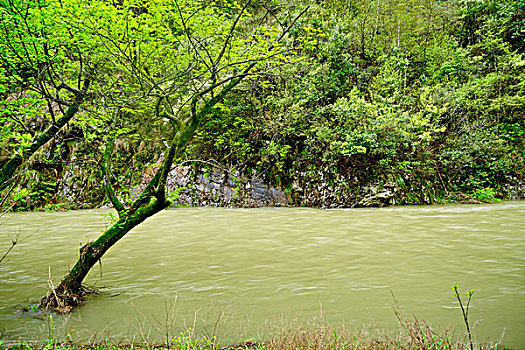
[{"xmin": 5, "ymin": 0, "xmax": 308, "ymax": 311}]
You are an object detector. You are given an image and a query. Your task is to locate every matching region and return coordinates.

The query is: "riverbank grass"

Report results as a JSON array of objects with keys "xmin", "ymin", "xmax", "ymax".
[
  {"xmin": 2, "ymin": 313, "xmax": 508, "ymax": 350},
  {"xmin": 2, "ymin": 287, "xmax": 508, "ymax": 350}
]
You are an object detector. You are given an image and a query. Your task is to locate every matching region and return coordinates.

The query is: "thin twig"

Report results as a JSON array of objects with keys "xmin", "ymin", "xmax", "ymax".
[
  {"xmin": 0, "ymin": 231, "xmax": 31, "ymax": 264},
  {"xmin": 47, "ymin": 265, "xmax": 63, "ymax": 309},
  {"xmin": 0, "ymin": 240, "xmax": 16, "ymax": 264}
]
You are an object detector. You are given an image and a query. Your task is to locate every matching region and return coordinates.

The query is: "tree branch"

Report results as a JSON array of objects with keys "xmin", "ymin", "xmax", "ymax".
[
  {"xmin": 0, "ymin": 77, "xmax": 91, "ymax": 191},
  {"xmin": 101, "ymin": 138, "xmax": 126, "ymax": 216},
  {"xmin": 271, "ymin": 5, "xmax": 310, "ymax": 50},
  {"xmin": 213, "ymin": 0, "xmax": 252, "ymax": 68}
]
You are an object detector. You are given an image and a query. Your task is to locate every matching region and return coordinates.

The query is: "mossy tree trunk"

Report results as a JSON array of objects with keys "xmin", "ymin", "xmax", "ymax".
[
  {"xmin": 38, "ymin": 0, "xmax": 304, "ymax": 311},
  {"xmin": 40, "ymin": 195, "xmax": 166, "ymax": 310},
  {"xmin": 40, "ymin": 72, "xmax": 252, "ymax": 311}
]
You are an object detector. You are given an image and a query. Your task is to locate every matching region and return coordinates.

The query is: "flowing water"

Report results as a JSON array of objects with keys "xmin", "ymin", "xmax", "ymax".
[{"xmin": 1, "ymin": 202, "xmax": 524, "ymax": 347}]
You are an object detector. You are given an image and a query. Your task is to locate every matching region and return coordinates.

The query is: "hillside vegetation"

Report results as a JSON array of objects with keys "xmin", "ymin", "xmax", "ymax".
[{"xmin": 1, "ymin": 0, "xmax": 524, "ymax": 210}]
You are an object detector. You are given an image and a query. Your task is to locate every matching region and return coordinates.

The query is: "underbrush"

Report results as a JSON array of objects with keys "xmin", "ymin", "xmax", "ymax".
[
  {"xmin": 1, "ymin": 285, "xmax": 509, "ymax": 350},
  {"xmin": 2, "ymin": 313, "xmax": 509, "ymax": 350}
]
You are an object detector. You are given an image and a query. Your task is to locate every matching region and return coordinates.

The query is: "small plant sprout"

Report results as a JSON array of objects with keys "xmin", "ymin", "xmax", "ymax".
[{"xmin": 451, "ymin": 282, "xmax": 475, "ymax": 350}]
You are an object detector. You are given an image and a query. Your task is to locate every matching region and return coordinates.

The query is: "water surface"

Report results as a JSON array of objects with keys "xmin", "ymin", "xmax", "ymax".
[{"xmin": 1, "ymin": 202, "xmax": 524, "ymax": 347}]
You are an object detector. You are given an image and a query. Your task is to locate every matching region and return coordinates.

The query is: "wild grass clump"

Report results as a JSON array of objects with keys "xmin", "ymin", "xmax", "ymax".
[
  {"xmin": 265, "ymin": 318, "xmax": 477, "ymax": 350},
  {"xmin": 264, "ymin": 301, "xmax": 505, "ymax": 350},
  {"xmin": 265, "ymin": 316, "xmax": 462, "ymax": 350}
]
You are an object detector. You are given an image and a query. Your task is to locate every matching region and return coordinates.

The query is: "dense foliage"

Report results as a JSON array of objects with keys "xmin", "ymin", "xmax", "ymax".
[
  {"xmin": 1, "ymin": 0, "xmax": 524, "ymax": 210},
  {"xmin": 192, "ymin": 0, "xmax": 525, "ymax": 205},
  {"xmin": 0, "ymin": 0, "xmax": 289, "ymax": 209},
  {"xmin": 2, "ymin": 0, "xmax": 303, "ymax": 307}
]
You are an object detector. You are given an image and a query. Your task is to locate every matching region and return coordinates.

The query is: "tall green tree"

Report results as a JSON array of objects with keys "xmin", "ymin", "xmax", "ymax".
[{"xmin": 13, "ymin": 0, "xmax": 304, "ymax": 310}]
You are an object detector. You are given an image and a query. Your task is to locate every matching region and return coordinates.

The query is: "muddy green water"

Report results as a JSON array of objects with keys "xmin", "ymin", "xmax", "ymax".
[{"xmin": 1, "ymin": 202, "xmax": 524, "ymax": 347}]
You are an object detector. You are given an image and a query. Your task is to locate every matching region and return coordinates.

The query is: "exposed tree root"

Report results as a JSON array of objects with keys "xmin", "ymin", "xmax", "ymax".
[{"xmin": 40, "ymin": 284, "xmax": 99, "ymax": 314}]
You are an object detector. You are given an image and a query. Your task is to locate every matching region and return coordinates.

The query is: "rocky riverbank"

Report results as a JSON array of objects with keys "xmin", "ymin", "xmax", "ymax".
[{"xmin": 128, "ymin": 165, "xmax": 524, "ymax": 209}]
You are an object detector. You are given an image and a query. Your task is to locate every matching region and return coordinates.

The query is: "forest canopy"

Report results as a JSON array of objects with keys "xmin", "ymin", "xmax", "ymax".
[{"xmin": 1, "ymin": 0, "xmax": 524, "ymax": 210}]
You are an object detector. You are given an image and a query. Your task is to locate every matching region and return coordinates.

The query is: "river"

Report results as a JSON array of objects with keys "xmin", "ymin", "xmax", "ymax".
[{"xmin": 1, "ymin": 201, "xmax": 524, "ymax": 347}]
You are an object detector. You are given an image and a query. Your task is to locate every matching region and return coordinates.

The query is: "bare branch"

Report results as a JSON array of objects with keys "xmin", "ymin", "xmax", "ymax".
[
  {"xmin": 0, "ymin": 240, "xmax": 17, "ymax": 264},
  {"xmin": 174, "ymin": 0, "xmax": 211, "ymax": 72},
  {"xmin": 214, "ymin": 0, "xmax": 252, "ymax": 68},
  {"xmin": 271, "ymin": 5, "xmax": 310, "ymax": 49},
  {"xmin": 0, "ymin": 231, "xmax": 31, "ymax": 264}
]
